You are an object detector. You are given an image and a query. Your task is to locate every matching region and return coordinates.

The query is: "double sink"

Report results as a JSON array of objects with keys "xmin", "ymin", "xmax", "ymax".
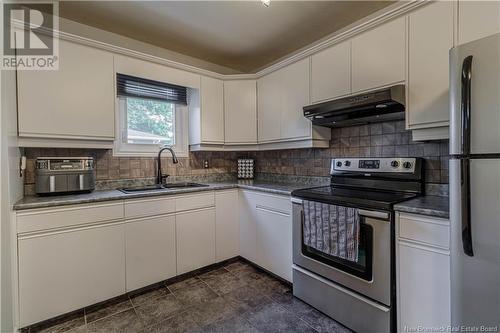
[{"xmin": 118, "ymin": 182, "xmax": 209, "ymax": 194}]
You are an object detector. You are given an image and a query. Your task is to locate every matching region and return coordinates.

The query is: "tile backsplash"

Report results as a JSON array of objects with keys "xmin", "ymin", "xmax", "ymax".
[
  {"xmin": 247, "ymin": 120, "xmax": 449, "ymax": 184},
  {"xmin": 23, "ymin": 120, "xmax": 449, "ymax": 195},
  {"xmin": 23, "ymin": 149, "xmax": 239, "ymax": 194}
]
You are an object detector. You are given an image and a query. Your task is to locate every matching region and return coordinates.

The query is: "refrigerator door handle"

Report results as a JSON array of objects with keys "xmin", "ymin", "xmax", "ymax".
[
  {"xmin": 460, "ymin": 158, "xmax": 473, "ymax": 256},
  {"xmin": 460, "ymin": 55, "xmax": 474, "ymax": 257},
  {"xmin": 461, "ymin": 55, "xmax": 473, "ymax": 155}
]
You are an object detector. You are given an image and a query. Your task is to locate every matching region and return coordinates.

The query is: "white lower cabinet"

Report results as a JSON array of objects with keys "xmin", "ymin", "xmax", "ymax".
[
  {"xmin": 215, "ymin": 190, "xmax": 240, "ymax": 261},
  {"xmin": 18, "ymin": 222, "xmax": 125, "ymax": 327},
  {"xmin": 16, "ymin": 189, "xmax": 294, "ymax": 327},
  {"xmin": 239, "ymin": 190, "xmax": 259, "ymax": 263},
  {"xmin": 397, "ymin": 212, "xmax": 451, "ymax": 332},
  {"xmin": 255, "ymin": 205, "xmax": 292, "ymax": 281},
  {"xmin": 239, "ymin": 190, "xmax": 292, "ymax": 282},
  {"xmin": 125, "ymin": 215, "xmax": 176, "ymax": 291},
  {"xmin": 176, "ymin": 208, "xmax": 216, "ymax": 274}
]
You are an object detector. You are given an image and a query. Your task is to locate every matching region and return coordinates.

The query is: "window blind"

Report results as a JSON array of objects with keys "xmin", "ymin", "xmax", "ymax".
[{"xmin": 116, "ymin": 73, "xmax": 187, "ymax": 105}]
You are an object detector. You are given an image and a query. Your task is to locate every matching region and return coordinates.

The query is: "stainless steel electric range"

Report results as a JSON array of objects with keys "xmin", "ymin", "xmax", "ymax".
[{"xmin": 291, "ymin": 157, "xmax": 424, "ymax": 333}]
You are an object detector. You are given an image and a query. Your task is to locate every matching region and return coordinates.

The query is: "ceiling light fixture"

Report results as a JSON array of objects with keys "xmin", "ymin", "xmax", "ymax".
[{"xmin": 261, "ymin": 0, "xmax": 270, "ymax": 7}]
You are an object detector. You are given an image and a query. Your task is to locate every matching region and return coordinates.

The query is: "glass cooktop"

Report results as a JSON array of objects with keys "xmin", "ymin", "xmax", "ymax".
[{"xmin": 291, "ymin": 185, "xmax": 419, "ymax": 211}]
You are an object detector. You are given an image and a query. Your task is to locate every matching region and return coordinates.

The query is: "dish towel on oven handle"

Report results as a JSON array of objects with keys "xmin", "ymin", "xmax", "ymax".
[{"xmin": 302, "ymin": 200, "xmax": 360, "ymax": 262}]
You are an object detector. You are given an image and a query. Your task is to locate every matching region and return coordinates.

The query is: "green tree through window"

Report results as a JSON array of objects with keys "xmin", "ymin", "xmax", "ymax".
[{"xmin": 126, "ymin": 97, "xmax": 175, "ymax": 145}]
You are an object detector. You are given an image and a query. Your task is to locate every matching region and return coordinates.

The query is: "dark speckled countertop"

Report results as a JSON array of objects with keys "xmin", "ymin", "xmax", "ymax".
[
  {"xmin": 14, "ymin": 180, "xmax": 312, "ymax": 211},
  {"xmin": 394, "ymin": 195, "xmax": 449, "ymax": 219}
]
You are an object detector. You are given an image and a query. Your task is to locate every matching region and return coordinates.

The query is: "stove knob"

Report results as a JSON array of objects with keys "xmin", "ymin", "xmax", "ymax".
[
  {"xmin": 390, "ymin": 160, "xmax": 399, "ymax": 168},
  {"xmin": 344, "ymin": 161, "xmax": 351, "ymax": 167},
  {"xmin": 403, "ymin": 161, "xmax": 413, "ymax": 169},
  {"xmin": 336, "ymin": 161, "xmax": 342, "ymax": 167}
]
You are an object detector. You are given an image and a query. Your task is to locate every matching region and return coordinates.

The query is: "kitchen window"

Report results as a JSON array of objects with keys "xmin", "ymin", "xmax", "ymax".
[{"xmin": 114, "ymin": 73, "xmax": 188, "ymax": 156}]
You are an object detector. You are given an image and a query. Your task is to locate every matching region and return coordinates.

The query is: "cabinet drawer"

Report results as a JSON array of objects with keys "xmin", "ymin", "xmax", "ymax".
[
  {"xmin": 252, "ymin": 192, "xmax": 291, "ymax": 215},
  {"xmin": 399, "ymin": 213, "xmax": 450, "ymax": 249},
  {"xmin": 175, "ymin": 192, "xmax": 215, "ymax": 212},
  {"xmin": 17, "ymin": 202, "xmax": 124, "ymax": 234},
  {"xmin": 124, "ymin": 197, "xmax": 175, "ymax": 219}
]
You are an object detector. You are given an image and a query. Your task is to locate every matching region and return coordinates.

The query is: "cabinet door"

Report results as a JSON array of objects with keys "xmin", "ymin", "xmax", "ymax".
[
  {"xmin": 125, "ymin": 215, "xmax": 176, "ymax": 291},
  {"xmin": 224, "ymin": 80, "xmax": 257, "ymax": 144},
  {"xmin": 258, "ymin": 71, "xmax": 282, "ymax": 142},
  {"xmin": 239, "ymin": 191, "xmax": 258, "ymax": 262},
  {"xmin": 18, "ymin": 223, "xmax": 125, "ymax": 327},
  {"xmin": 459, "ymin": 1, "xmax": 500, "ymax": 45},
  {"xmin": 176, "ymin": 208, "xmax": 216, "ymax": 274},
  {"xmin": 215, "ymin": 190, "xmax": 240, "ymax": 261},
  {"xmin": 201, "ymin": 76, "xmax": 224, "ymax": 143},
  {"xmin": 17, "ymin": 39, "xmax": 114, "ymax": 140},
  {"xmin": 398, "ymin": 242, "xmax": 451, "ymax": 331},
  {"xmin": 352, "ymin": 16, "xmax": 406, "ymax": 92},
  {"xmin": 311, "ymin": 41, "xmax": 351, "ymax": 103},
  {"xmin": 281, "ymin": 58, "xmax": 311, "ymax": 140},
  {"xmin": 255, "ymin": 206, "xmax": 292, "ymax": 282},
  {"xmin": 407, "ymin": 1, "xmax": 454, "ymax": 129}
]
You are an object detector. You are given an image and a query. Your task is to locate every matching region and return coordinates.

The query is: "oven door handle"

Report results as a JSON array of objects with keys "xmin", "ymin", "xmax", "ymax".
[{"xmin": 358, "ymin": 209, "xmax": 389, "ymax": 220}]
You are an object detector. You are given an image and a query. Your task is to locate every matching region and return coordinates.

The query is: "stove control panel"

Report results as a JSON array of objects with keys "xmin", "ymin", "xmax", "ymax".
[{"xmin": 331, "ymin": 158, "xmax": 417, "ymax": 173}]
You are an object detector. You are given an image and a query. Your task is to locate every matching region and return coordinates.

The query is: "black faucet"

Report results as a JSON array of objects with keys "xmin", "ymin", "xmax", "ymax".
[{"xmin": 156, "ymin": 145, "xmax": 179, "ymax": 185}]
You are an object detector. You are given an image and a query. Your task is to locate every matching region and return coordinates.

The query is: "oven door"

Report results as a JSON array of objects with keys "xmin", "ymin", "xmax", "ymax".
[{"xmin": 292, "ymin": 198, "xmax": 391, "ymax": 306}]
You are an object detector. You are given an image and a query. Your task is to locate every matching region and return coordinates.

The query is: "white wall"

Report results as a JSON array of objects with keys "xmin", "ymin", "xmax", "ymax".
[{"xmin": 0, "ymin": 61, "xmax": 24, "ymax": 333}]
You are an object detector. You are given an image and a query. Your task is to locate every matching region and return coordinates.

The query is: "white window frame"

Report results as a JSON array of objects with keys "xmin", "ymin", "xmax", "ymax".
[{"xmin": 113, "ymin": 96, "xmax": 188, "ymax": 157}]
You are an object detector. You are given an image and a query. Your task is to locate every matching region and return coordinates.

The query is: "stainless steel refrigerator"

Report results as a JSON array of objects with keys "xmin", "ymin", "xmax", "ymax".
[{"xmin": 450, "ymin": 33, "xmax": 500, "ymax": 327}]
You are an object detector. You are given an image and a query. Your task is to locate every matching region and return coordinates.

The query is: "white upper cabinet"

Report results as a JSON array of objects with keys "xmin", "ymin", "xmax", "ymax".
[
  {"xmin": 200, "ymin": 76, "xmax": 224, "ymax": 143},
  {"xmin": 311, "ymin": 40, "xmax": 351, "ymax": 103},
  {"xmin": 281, "ymin": 58, "xmax": 312, "ymax": 140},
  {"xmin": 459, "ymin": 1, "xmax": 500, "ymax": 45},
  {"xmin": 258, "ymin": 69, "xmax": 283, "ymax": 142},
  {"xmin": 352, "ymin": 16, "xmax": 406, "ymax": 93},
  {"xmin": 407, "ymin": 1, "xmax": 454, "ymax": 131},
  {"xmin": 17, "ymin": 39, "xmax": 114, "ymax": 141},
  {"xmin": 224, "ymin": 80, "xmax": 257, "ymax": 144},
  {"xmin": 258, "ymin": 58, "xmax": 319, "ymax": 143}
]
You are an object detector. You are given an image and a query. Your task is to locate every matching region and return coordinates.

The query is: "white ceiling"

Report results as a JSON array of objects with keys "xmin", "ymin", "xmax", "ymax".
[{"xmin": 59, "ymin": 1, "xmax": 394, "ymax": 73}]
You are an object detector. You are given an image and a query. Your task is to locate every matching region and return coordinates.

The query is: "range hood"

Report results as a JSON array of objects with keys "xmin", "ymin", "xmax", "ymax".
[{"xmin": 303, "ymin": 85, "xmax": 405, "ymax": 128}]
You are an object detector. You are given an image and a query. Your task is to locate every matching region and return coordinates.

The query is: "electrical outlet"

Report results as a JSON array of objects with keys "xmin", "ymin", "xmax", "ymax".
[{"xmin": 204, "ymin": 160, "xmax": 209, "ymax": 169}]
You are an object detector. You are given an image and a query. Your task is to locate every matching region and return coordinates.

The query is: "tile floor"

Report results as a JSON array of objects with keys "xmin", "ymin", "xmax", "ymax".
[{"xmin": 25, "ymin": 260, "xmax": 351, "ymax": 333}]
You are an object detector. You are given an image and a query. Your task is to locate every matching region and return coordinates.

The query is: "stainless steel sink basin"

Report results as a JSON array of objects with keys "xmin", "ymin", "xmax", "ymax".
[{"xmin": 118, "ymin": 183, "xmax": 208, "ymax": 193}]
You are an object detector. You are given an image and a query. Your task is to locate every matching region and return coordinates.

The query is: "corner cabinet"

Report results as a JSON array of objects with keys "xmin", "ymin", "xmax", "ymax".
[
  {"xmin": 406, "ymin": 1, "xmax": 454, "ymax": 141},
  {"xmin": 396, "ymin": 212, "xmax": 451, "ymax": 332},
  {"xmin": 17, "ymin": 39, "xmax": 115, "ymax": 147},
  {"xmin": 257, "ymin": 59, "xmax": 330, "ymax": 149},
  {"xmin": 224, "ymin": 80, "xmax": 258, "ymax": 145}
]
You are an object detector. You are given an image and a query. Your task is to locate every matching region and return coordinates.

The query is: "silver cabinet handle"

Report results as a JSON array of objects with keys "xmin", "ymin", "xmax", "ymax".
[{"xmin": 49, "ymin": 175, "xmax": 55, "ymax": 192}]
